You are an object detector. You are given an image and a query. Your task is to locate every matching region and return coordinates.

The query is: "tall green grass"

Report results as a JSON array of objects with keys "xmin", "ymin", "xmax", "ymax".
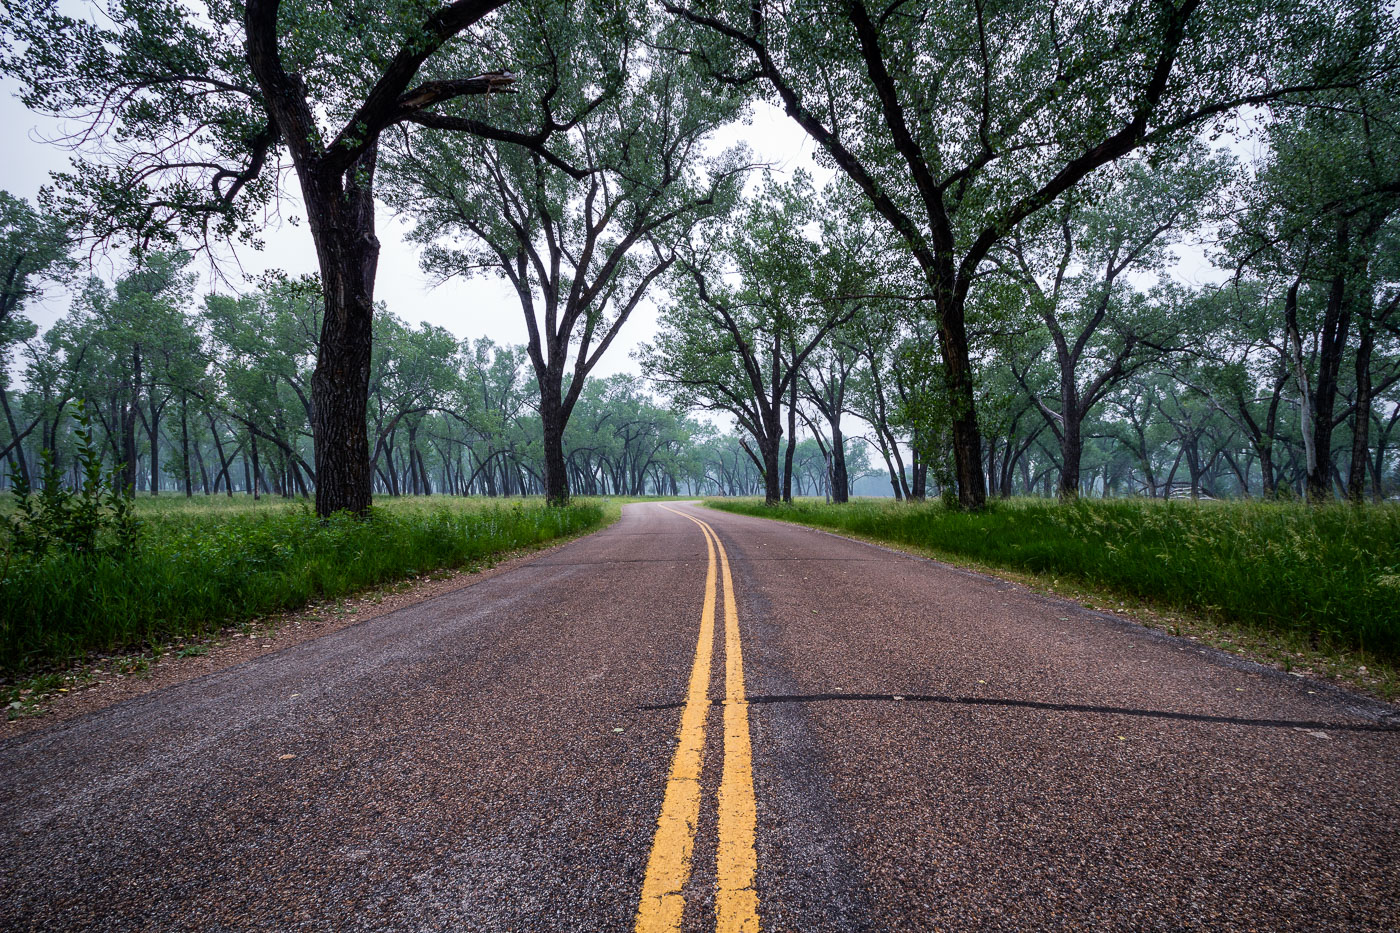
[
  {"xmin": 1, "ymin": 499, "xmax": 603, "ymax": 671},
  {"xmin": 705, "ymin": 497, "xmax": 1400, "ymax": 661}
]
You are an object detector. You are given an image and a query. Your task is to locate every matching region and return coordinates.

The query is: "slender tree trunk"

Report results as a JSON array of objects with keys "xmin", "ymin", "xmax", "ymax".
[
  {"xmin": 0, "ymin": 386, "xmax": 30, "ymax": 488},
  {"xmin": 1348, "ymin": 316, "xmax": 1373, "ymax": 502},
  {"xmin": 782, "ymin": 380, "xmax": 796, "ymax": 503},
  {"xmin": 121, "ymin": 346, "xmax": 141, "ymax": 496},
  {"xmin": 148, "ymin": 396, "xmax": 160, "ymax": 496},
  {"xmin": 179, "ymin": 394, "xmax": 192, "ymax": 497},
  {"xmin": 250, "ymin": 434, "xmax": 262, "ymax": 500}
]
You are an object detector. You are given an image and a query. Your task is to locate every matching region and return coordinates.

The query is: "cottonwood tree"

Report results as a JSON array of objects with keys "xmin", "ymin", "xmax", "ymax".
[
  {"xmin": 641, "ymin": 176, "xmax": 859, "ymax": 505},
  {"xmin": 384, "ymin": 15, "xmax": 747, "ymax": 503},
  {"xmin": 0, "ymin": 191, "xmax": 73, "ymax": 482},
  {"xmin": 1182, "ymin": 281, "xmax": 1295, "ymax": 497},
  {"xmin": 1, "ymin": 0, "xmax": 618, "ymax": 515},
  {"xmin": 1224, "ymin": 79, "xmax": 1400, "ymax": 500},
  {"xmin": 996, "ymin": 149, "xmax": 1228, "ymax": 499},
  {"xmin": 664, "ymin": 0, "xmax": 1396, "ymax": 507}
]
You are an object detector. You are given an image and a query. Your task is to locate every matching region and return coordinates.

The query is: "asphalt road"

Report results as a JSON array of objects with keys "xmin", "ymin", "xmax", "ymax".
[{"xmin": 2, "ymin": 502, "xmax": 1397, "ymax": 931}]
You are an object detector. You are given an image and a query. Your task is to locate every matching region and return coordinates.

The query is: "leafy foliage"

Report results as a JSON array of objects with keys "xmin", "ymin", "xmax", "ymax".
[{"xmin": 6, "ymin": 403, "xmax": 137, "ymax": 558}]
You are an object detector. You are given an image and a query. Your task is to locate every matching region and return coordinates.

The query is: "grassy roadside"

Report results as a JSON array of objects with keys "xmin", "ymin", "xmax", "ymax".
[
  {"xmin": 704, "ymin": 496, "xmax": 1400, "ymax": 701},
  {"xmin": 2, "ymin": 494, "xmax": 682, "ymax": 722},
  {"xmin": 2, "ymin": 495, "xmax": 608, "ymax": 678}
]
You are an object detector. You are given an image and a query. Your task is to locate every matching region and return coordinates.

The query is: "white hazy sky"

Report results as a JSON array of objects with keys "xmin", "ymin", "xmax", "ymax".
[{"xmin": 0, "ymin": 76, "xmax": 830, "ymax": 380}]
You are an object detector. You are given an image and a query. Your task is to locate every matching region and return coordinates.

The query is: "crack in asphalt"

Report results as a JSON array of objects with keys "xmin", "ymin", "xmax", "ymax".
[{"xmin": 638, "ymin": 692, "xmax": 1400, "ymax": 733}]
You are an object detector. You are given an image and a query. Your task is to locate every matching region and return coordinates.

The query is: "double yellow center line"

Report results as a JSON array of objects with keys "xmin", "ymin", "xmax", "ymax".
[{"xmin": 636, "ymin": 507, "xmax": 760, "ymax": 933}]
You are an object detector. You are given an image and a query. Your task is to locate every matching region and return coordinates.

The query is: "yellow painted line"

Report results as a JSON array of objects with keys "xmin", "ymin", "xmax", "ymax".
[
  {"xmin": 636, "ymin": 510, "xmax": 717, "ymax": 932},
  {"xmin": 700, "ymin": 517, "xmax": 761, "ymax": 933}
]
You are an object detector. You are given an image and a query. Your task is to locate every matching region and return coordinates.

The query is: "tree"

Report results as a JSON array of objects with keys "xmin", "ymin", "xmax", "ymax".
[
  {"xmin": 1223, "ymin": 78, "xmax": 1400, "ymax": 500},
  {"xmin": 0, "ymin": 191, "xmax": 73, "ymax": 484},
  {"xmin": 997, "ymin": 150, "xmax": 1227, "ymax": 499},
  {"xmin": 2, "ymin": 0, "xmax": 616, "ymax": 515},
  {"xmin": 641, "ymin": 175, "xmax": 858, "ymax": 505},
  {"xmin": 385, "ymin": 14, "xmax": 747, "ymax": 504},
  {"xmin": 665, "ymin": 0, "xmax": 1396, "ymax": 507}
]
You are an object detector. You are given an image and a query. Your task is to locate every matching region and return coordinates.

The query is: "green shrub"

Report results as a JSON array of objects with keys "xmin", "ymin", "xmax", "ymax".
[
  {"xmin": 7, "ymin": 403, "xmax": 139, "ymax": 557},
  {"xmin": 706, "ymin": 497, "xmax": 1400, "ymax": 661}
]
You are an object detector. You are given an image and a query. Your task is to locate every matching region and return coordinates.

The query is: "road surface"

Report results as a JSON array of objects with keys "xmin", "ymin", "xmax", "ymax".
[{"xmin": 2, "ymin": 502, "xmax": 1397, "ymax": 931}]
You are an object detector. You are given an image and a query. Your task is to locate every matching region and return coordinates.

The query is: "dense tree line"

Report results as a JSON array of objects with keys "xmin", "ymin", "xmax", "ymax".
[
  {"xmin": 0, "ymin": 248, "xmax": 782, "ymax": 499},
  {"xmin": 2, "ymin": 0, "xmax": 1397, "ymax": 510}
]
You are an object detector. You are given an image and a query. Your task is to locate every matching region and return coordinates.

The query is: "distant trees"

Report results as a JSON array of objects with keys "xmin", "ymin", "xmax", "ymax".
[{"xmin": 996, "ymin": 149, "xmax": 1230, "ymax": 500}]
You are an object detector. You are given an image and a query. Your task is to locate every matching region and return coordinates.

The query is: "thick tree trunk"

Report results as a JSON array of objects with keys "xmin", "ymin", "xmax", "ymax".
[
  {"xmin": 762, "ymin": 437, "xmax": 781, "ymax": 506},
  {"xmin": 830, "ymin": 421, "xmax": 849, "ymax": 503},
  {"xmin": 782, "ymin": 381, "xmax": 796, "ymax": 503},
  {"xmin": 1058, "ymin": 414, "xmax": 1083, "ymax": 501},
  {"xmin": 938, "ymin": 297, "xmax": 987, "ymax": 509},
  {"xmin": 1308, "ymin": 259, "xmax": 1352, "ymax": 502},
  {"xmin": 306, "ymin": 150, "xmax": 380, "ymax": 518},
  {"xmin": 541, "ymin": 384, "xmax": 569, "ymax": 505}
]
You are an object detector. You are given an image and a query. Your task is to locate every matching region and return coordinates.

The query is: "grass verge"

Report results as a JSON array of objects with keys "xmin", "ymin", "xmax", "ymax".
[
  {"xmin": 704, "ymin": 496, "xmax": 1400, "ymax": 700},
  {"xmin": 1, "ymin": 497, "xmax": 604, "ymax": 675}
]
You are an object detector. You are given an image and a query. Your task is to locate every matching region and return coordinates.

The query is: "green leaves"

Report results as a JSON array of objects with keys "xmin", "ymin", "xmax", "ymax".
[{"xmin": 7, "ymin": 402, "xmax": 140, "ymax": 559}]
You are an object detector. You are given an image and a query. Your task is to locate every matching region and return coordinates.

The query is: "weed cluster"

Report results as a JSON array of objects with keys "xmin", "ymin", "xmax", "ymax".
[{"xmin": 6, "ymin": 404, "xmax": 138, "ymax": 558}]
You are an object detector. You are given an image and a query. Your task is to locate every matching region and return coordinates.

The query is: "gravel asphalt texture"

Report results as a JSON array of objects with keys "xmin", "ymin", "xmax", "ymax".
[{"xmin": 2, "ymin": 501, "xmax": 1397, "ymax": 931}]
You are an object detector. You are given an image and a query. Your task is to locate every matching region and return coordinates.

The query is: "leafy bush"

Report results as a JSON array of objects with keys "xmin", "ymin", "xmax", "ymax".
[
  {"xmin": 7, "ymin": 405, "xmax": 138, "ymax": 558},
  {"xmin": 0, "ymin": 500, "xmax": 603, "ymax": 671},
  {"xmin": 706, "ymin": 497, "xmax": 1400, "ymax": 661}
]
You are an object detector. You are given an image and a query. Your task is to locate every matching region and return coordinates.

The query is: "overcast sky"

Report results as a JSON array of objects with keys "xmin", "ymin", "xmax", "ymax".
[{"xmin": 0, "ymin": 75, "xmax": 833, "ymax": 381}]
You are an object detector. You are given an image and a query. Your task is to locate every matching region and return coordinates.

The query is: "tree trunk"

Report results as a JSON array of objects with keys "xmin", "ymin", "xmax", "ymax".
[
  {"xmin": 307, "ymin": 149, "xmax": 380, "ymax": 518},
  {"xmin": 1308, "ymin": 253, "xmax": 1353, "ymax": 501},
  {"xmin": 938, "ymin": 296, "xmax": 987, "ymax": 509},
  {"xmin": 1058, "ymin": 412, "xmax": 1083, "ymax": 501},
  {"xmin": 250, "ymin": 434, "xmax": 262, "ymax": 500},
  {"xmin": 762, "ymin": 436, "xmax": 781, "ymax": 506},
  {"xmin": 1347, "ymin": 316, "xmax": 1373, "ymax": 503},
  {"xmin": 121, "ymin": 346, "xmax": 141, "ymax": 496},
  {"xmin": 541, "ymin": 383, "xmax": 569, "ymax": 505},
  {"xmin": 830, "ymin": 421, "xmax": 849, "ymax": 503},
  {"xmin": 180, "ymin": 394, "xmax": 192, "ymax": 497},
  {"xmin": 148, "ymin": 397, "xmax": 160, "ymax": 495},
  {"xmin": 782, "ymin": 380, "xmax": 796, "ymax": 503},
  {"xmin": 0, "ymin": 386, "xmax": 30, "ymax": 488}
]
